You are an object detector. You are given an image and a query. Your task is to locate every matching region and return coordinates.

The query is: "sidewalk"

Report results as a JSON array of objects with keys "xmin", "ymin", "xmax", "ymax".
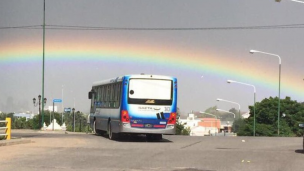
[
  {"xmin": 11, "ymin": 129, "xmax": 92, "ymax": 134},
  {"xmin": 0, "ymin": 129, "xmax": 90, "ymax": 147},
  {"xmin": 0, "ymin": 138, "xmax": 32, "ymax": 147}
]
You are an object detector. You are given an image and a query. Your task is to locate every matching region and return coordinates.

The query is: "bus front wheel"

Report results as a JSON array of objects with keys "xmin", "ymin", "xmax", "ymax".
[
  {"xmin": 93, "ymin": 120, "xmax": 104, "ymax": 135},
  {"xmin": 93, "ymin": 120, "xmax": 97, "ymax": 135}
]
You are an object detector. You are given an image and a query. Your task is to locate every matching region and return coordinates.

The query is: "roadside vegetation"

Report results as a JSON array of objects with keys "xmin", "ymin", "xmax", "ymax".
[
  {"xmin": 175, "ymin": 108, "xmax": 191, "ymax": 135},
  {"xmin": 0, "ymin": 111, "xmax": 89, "ymax": 132},
  {"xmin": 2, "ymin": 96, "xmax": 302, "ymax": 137},
  {"xmin": 236, "ymin": 96, "xmax": 304, "ymax": 137}
]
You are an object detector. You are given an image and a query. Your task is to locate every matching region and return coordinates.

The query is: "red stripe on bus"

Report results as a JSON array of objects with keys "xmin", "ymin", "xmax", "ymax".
[
  {"xmin": 131, "ymin": 124, "xmax": 144, "ymax": 127},
  {"xmin": 153, "ymin": 125, "xmax": 166, "ymax": 128}
]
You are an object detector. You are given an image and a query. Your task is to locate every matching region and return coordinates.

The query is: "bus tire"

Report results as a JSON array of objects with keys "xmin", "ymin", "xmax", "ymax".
[
  {"xmin": 108, "ymin": 121, "xmax": 119, "ymax": 140},
  {"xmin": 93, "ymin": 120, "xmax": 98, "ymax": 135},
  {"xmin": 146, "ymin": 134, "xmax": 162, "ymax": 141},
  {"xmin": 154, "ymin": 134, "xmax": 163, "ymax": 141}
]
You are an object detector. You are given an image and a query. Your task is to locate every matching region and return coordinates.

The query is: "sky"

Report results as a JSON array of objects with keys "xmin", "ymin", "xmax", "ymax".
[{"xmin": 0, "ymin": 0, "xmax": 304, "ymax": 115}]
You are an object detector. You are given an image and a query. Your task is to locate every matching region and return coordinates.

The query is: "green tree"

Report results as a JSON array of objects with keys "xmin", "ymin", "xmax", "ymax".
[
  {"xmin": 205, "ymin": 106, "xmax": 217, "ymax": 114},
  {"xmin": 175, "ymin": 121, "xmax": 190, "ymax": 135},
  {"xmin": 238, "ymin": 96, "xmax": 304, "ymax": 137},
  {"xmin": 64, "ymin": 111, "xmax": 88, "ymax": 132}
]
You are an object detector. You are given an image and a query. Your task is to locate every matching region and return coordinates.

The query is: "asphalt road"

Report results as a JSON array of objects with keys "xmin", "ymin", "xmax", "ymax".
[{"xmin": 0, "ymin": 130, "xmax": 303, "ymax": 171}]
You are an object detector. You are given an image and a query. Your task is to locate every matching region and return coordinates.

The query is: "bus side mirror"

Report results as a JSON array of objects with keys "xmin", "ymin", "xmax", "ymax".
[
  {"xmin": 88, "ymin": 89, "xmax": 95, "ymax": 99},
  {"xmin": 299, "ymin": 123, "xmax": 304, "ymax": 128}
]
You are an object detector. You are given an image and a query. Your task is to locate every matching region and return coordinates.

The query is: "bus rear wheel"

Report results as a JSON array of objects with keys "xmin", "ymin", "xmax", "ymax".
[
  {"xmin": 146, "ymin": 134, "xmax": 162, "ymax": 141},
  {"xmin": 108, "ymin": 121, "xmax": 119, "ymax": 140}
]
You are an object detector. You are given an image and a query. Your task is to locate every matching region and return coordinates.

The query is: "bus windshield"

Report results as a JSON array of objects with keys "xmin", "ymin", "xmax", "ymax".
[{"xmin": 128, "ymin": 79, "xmax": 172, "ymax": 105}]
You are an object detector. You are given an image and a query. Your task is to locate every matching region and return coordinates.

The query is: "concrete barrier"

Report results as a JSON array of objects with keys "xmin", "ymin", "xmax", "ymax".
[{"xmin": 0, "ymin": 118, "xmax": 11, "ymax": 140}]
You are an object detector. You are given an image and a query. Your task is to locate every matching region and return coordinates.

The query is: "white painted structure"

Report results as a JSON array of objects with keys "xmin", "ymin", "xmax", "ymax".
[{"xmin": 46, "ymin": 119, "xmax": 62, "ymax": 131}]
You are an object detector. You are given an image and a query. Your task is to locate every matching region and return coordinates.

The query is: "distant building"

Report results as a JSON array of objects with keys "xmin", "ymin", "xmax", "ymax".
[
  {"xmin": 13, "ymin": 113, "xmax": 34, "ymax": 121},
  {"xmin": 47, "ymin": 106, "xmax": 58, "ymax": 112},
  {"xmin": 198, "ymin": 118, "xmax": 221, "ymax": 135},
  {"xmin": 242, "ymin": 112, "xmax": 250, "ymax": 119},
  {"xmin": 179, "ymin": 113, "xmax": 221, "ymax": 136},
  {"xmin": 220, "ymin": 121, "xmax": 233, "ymax": 133}
]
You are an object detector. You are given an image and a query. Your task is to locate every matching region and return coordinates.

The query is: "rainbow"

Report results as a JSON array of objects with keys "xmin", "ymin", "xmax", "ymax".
[{"xmin": 0, "ymin": 35, "xmax": 303, "ymax": 101}]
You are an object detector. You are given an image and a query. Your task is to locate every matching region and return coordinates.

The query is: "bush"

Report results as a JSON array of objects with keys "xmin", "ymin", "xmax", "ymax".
[
  {"xmin": 176, "ymin": 121, "xmax": 190, "ymax": 135},
  {"xmin": 64, "ymin": 111, "xmax": 89, "ymax": 132},
  {"xmin": 0, "ymin": 111, "xmax": 89, "ymax": 131}
]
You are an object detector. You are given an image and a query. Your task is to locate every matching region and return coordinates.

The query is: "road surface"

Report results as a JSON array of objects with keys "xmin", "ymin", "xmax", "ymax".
[{"xmin": 0, "ymin": 130, "xmax": 303, "ymax": 171}]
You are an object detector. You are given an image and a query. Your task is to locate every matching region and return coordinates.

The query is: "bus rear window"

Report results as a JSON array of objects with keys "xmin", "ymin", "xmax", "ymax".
[{"xmin": 128, "ymin": 79, "xmax": 172, "ymax": 105}]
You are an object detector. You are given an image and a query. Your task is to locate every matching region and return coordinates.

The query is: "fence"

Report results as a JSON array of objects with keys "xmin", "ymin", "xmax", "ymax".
[{"xmin": 0, "ymin": 118, "xmax": 11, "ymax": 140}]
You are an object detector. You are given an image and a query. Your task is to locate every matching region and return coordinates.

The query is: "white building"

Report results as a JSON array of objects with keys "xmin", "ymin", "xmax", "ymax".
[
  {"xmin": 13, "ymin": 113, "xmax": 34, "ymax": 121},
  {"xmin": 179, "ymin": 114, "xmax": 215, "ymax": 136},
  {"xmin": 179, "ymin": 114, "xmax": 201, "ymax": 127},
  {"xmin": 47, "ymin": 106, "xmax": 58, "ymax": 112},
  {"xmin": 242, "ymin": 112, "xmax": 250, "ymax": 119}
]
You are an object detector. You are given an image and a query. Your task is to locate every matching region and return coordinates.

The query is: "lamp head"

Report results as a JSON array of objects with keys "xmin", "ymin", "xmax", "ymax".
[
  {"xmin": 33, "ymin": 98, "xmax": 36, "ymax": 104},
  {"xmin": 249, "ymin": 50, "xmax": 258, "ymax": 54},
  {"xmin": 44, "ymin": 98, "xmax": 47, "ymax": 104},
  {"xmin": 227, "ymin": 80, "xmax": 234, "ymax": 83},
  {"xmin": 72, "ymin": 108, "xmax": 75, "ymax": 112},
  {"xmin": 38, "ymin": 95, "xmax": 41, "ymax": 100}
]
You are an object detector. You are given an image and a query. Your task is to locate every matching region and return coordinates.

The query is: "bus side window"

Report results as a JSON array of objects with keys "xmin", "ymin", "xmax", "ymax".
[
  {"xmin": 106, "ymin": 85, "xmax": 110, "ymax": 107},
  {"xmin": 117, "ymin": 83, "xmax": 121, "ymax": 107},
  {"xmin": 102, "ymin": 86, "xmax": 106, "ymax": 107},
  {"xmin": 112, "ymin": 84, "xmax": 115, "ymax": 108}
]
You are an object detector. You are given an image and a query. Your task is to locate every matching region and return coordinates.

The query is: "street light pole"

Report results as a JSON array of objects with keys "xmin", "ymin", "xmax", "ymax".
[
  {"xmin": 72, "ymin": 108, "xmax": 75, "ymax": 132},
  {"xmin": 62, "ymin": 85, "xmax": 64, "ymax": 124},
  {"xmin": 216, "ymin": 98, "xmax": 241, "ymax": 119},
  {"xmin": 227, "ymin": 80, "xmax": 256, "ymax": 136},
  {"xmin": 199, "ymin": 112, "xmax": 217, "ymax": 119},
  {"xmin": 291, "ymin": 0, "xmax": 304, "ymax": 3},
  {"xmin": 250, "ymin": 50, "xmax": 281, "ymax": 136},
  {"xmin": 216, "ymin": 109, "xmax": 236, "ymax": 133},
  {"xmin": 33, "ymin": 95, "xmax": 47, "ymax": 128},
  {"xmin": 216, "ymin": 109, "xmax": 236, "ymax": 118},
  {"xmin": 41, "ymin": 0, "xmax": 46, "ymax": 128}
]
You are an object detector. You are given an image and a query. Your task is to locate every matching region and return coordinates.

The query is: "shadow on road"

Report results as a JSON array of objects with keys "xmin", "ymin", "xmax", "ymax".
[
  {"xmin": 295, "ymin": 149, "xmax": 304, "ymax": 154},
  {"xmin": 96, "ymin": 133, "xmax": 172, "ymax": 143}
]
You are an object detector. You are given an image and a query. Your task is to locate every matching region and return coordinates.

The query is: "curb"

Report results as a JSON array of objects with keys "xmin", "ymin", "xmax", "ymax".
[{"xmin": 0, "ymin": 138, "xmax": 32, "ymax": 147}]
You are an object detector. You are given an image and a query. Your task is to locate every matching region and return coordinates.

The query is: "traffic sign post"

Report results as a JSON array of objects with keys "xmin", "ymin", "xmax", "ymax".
[
  {"xmin": 52, "ymin": 99, "xmax": 62, "ymax": 131},
  {"xmin": 53, "ymin": 99, "xmax": 62, "ymax": 103}
]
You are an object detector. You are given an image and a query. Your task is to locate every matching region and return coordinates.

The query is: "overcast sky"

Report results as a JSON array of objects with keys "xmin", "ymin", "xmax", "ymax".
[{"xmin": 1, "ymin": 0, "xmax": 304, "ymax": 115}]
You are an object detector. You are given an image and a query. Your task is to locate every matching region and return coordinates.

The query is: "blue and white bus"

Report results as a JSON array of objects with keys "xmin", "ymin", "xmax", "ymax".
[{"xmin": 88, "ymin": 74, "xmax": 177, "ymax": 140}]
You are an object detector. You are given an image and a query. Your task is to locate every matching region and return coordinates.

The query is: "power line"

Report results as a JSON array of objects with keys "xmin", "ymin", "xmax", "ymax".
[
  {"xmin": 0, "ymin": 25, "xmax": 42, "ymax": 29},
  {"xmin": 47, "ymin": 23, "xmax": 304, "ymax": 31},
  {"xmin": 1, "ymin": 24, "xmax": 304, "ymax": 31}
]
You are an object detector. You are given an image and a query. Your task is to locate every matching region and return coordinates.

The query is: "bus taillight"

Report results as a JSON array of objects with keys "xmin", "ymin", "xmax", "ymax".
[
  {"xmin": 121, "ymin": 110, "xmax": 130, "ymax": 123},
  {"xmin": 167, "ymin": 112, "xmax": 176, "ymax": 125}
]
